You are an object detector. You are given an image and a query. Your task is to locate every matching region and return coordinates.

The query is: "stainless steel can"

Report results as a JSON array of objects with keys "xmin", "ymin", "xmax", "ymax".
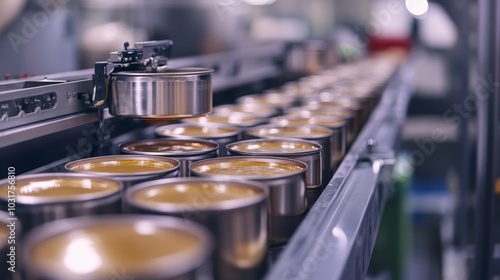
[
  {"xmin": 227, "ymin": 139, "xmax": 322, "ymax": 207},
  {"xmin": 270, "ymin": 114, "xmax": 347, "ymax": 172},
  {"xmin": 155, "ymin": 123, "xmax": 242, "ymax": 156},
  {"xmin": 0, "ymin": 211, "xmax": 17, "ymax": 280},
  {"xmin": 21, "ymin": 215, "xmax": 213, "ymax": 280},
  {"xmin": 0, "ymin": 173, "xmax": 122, "ymax": 234},
  {"xmin": 119, "ymin": 138, "xmax": 219, "ymax": 177},
  {"xmin": 109, "ymin": 68, "xmax": 213, "ymax": 119},
  {"xmin": 286, "ymin": 105, "xmax": 357, "ymax": 145},
  {"xmin": 182, "ymin": 112, "xmax": 265, "ymax": 128},
  {"xmin": 245, "ymin": 124, "xmax": 333, "ymax": 191},
  {"xmin": 126, "ymin": 178, "xmax": 268, "ymax": 280},
  {"xmin": 65, "ymin": 155, "xmax": 181, "ymax": 188},
  {"xmin": 189, "ymin": 156, "xmax": 307, "ymax": 245}
]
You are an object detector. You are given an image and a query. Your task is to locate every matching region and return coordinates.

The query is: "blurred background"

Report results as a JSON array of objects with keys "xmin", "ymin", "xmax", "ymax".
[{"xmin": 0, "ymin": 0, "xmax": 498, "ymax": 280}]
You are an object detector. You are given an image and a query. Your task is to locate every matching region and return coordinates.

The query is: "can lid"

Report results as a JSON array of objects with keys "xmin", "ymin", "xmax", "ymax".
[{"xmin": 0, "ymin": 173, "xmax": 122, "ymax": 204}]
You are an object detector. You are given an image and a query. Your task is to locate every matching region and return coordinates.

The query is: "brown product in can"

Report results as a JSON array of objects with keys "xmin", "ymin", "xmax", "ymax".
[
  {"xmin": 182, "ymin": 112, "xmax": 265, "ymax": 128},
  {"xmin": 119, "ymin": 138, "xmax": 218, "ymax": 177},
  {"xmin": 0, "ymin": 174, "xmax": 122, "ymax": 234},
  {"xmin": 126, "ymin": 178, "xmax": 267, "ymax": 280},
  {"xmin": 227, "ymin": 139, "xmax": 322, "ymax": 207},
  {"xmin": 270, "ymin": 115, "xmax": 346, "ymax": 172},
  {"xmin": 189, "ymin": 156, "xmax": 307, "ymax": 245},
  {"xmin": 286, "ymin": 105, "xmax": 357, "ymax": 145},
  {"xmin": 65, "ymin": 155, "xmax": 181, "ymax": 188},
  {"xmin": 236, "ymin": 93, "xmax": 296, "ymax": 111},
  {"xmin": 22, "ymin": 215, "xmax": 213, "ymax": 280},
  {"xmin": 155, "ymin": 123, "xmax": 242, "ymax": 156},
  {"xmin": 245, "ymin": 124, "xmax": 333, "ymax": 195}
]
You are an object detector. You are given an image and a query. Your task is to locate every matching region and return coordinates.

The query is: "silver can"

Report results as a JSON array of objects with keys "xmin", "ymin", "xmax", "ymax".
[
  {"xmin": 245, "ymin": 124, "xmax": 333, "ymax": 193},
  {"xmin": 21, "ymin": 215, "xmax": 213, "ymax": 280},
  {"xmin": 181, "ymin": 112, "xmax": 265, "ymax": 128},
  {"xmin": 236, "ymin": 93, "xmax": 296, "ymax": 114},
  {"xmin": 270, "ymin": 114, "xmax": 347, "ymax": 172},
  {"xmin": 109, "ymin": 68, "xmax": 213, "ymax": 119},
  {"xmin": 227, "ymin": 139, "xmax": 322, "ymax": 208},
  {"xmin": 189, "ymin": 156, "xmax": 307, "ymax": 245},
  {"xmin": 126, "ymin": 178, "xmax": 268, "ymax": 280},
  {"xmin": 119, "ymin": 138, "xmax": 219, "ymax": 177},
  {"xmin": 0, "ymin": 173, "xmax": 122, "ymax": 234},
  {"xmin": 286, "ymin": 105, "xmax": 357, "ymax": 145},
  {"xmin": 65, "ymin": 155, "xmax": 181, "ymax": 188},
  {"xmin": 155, "ymin": 123, "xmax": 242, "ymax": 156}
]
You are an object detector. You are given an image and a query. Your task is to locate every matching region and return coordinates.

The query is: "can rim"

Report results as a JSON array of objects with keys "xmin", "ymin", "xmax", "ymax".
[
  {"xmin": 64, "ymin": 155, "xmax": 181, "ymax": 178},
  {"xmin": 271, "ymin": 114, "xmax": 346, "ymax": 129},
  {"xmin": 111, "ymin": 67, "xmax": 213, "ymax": 77},
  {"xmin": 189, "ymin": 156, "xmax": 308, "ymax": 180},
  {"xmin": 126, "ymin": 177, "xmax": 268, "ymax": 213},
  {"xmin": 246, "ymin": 124, "xmax": 333, "ymax": 140},
  {"xmin": 227, "ymin": 138, "xmax": 322, "ymax": 157},
  {"xmin": 21, "ymin": 215, "xmax": 213, "ymax": 280},
  {"xmin": 181, "ymin": 112, "xmax": 265, "ymax": 128},
  {"xmin": 119, "ymin": 138, "xmax": 219, "ymax": 157},
  {"xmin": 0, "ymin": 173, "xmax": 123, "ymax": 205}
]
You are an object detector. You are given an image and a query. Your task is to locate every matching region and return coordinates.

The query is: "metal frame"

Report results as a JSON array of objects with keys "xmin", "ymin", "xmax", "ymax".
[{"xmin": 265, "ymin": 58, "xmax": 413, "ymax": 280}]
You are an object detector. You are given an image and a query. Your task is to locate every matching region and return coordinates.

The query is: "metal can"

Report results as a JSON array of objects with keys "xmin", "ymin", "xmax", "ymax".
[
  {"xmin": 181, "ymin": 112, "xmax": 265, "ymax": 128},
  {"xmin": 270, "ymin": 114, "xmax": 346, "ymax": 172},
  {"xmin": 213, "ymin": 104, "xmax": 278, "ymax": 119},
  {"xmin": 155, "ymin": 123, "xmax": 242, "ymax": 156},
  {"xmin": 21, "ymin": 215, "xmax": 213, "ymax": 280},
  {"xmin": 227, "ymin": 139, "xmax": 322, "ymax": 208},
  {"xmin": 65, "ymin": 155, "xmax": 181, "ymax": 188},
  {"xmin": 126, "ymin": 178, "xmax": 268, "ymax": 280},
  {"xmin": 119, "ymin": 138, "xmax": 219, "ymax": 177},
  {"xmin": 189, "ymin": 156, "xmax": 307, "ymax": 245},
  {"xmin": 286, "ymin": 106, "xmax": 357, "ymax": 145},
  {"xmin": 0, "ymin": 173, "xmax": 122, "ymax": 234},
  {"xmin": 245, "ymin": 124, "xmax": 333, "ymax": 192}
]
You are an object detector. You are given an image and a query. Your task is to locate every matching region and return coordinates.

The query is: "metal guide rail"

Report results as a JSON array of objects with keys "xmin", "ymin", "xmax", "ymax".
[{"xmin": 264, "ymin": 61, "xmax": 413, "ymax": 280}]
